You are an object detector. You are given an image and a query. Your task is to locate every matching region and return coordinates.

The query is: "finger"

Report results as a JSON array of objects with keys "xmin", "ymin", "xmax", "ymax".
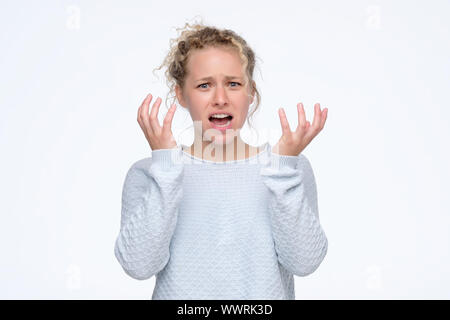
[
  {"xmin": 162, "ymin": 103, "xmax": 177, "ymax": 135},
  {"xmin": 320, "ymin": 108, "xmax": 328, "ymax": 129},
  {"xmin": 311, "ymin": 103, "xmax": 322, "ymax": 132},
  {"xmin": 139, "ymin": 94, "xmax": 152, "ymax": 129},
  {"xmin": 278, "ymin": 108, "xmax": 292, "ymax": 137},
  {"xmin": 141, "ymin": 93, "xmax": 151, "ymax": 106},
  {"xmin": 296, "ymin": 102, "xmax": 307, "ymax": 132},
  {"xmin": 149, "ymin": 97, "xmax": 163, "ymax": 133},
  {"xmin": 138, "ymin": 94, "xmax": 151, "ymax": 117}
]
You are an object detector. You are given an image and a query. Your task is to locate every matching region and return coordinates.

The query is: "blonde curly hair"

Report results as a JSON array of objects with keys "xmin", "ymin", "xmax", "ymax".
[{"xmin": 152, "ymin": 19, "xmax": 262, "ymax": 135}]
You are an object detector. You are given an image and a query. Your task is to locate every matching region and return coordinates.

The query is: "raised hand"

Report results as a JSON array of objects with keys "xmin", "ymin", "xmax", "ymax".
[
  {"xmin": 137, "ymin": 93, "xmax": 178, "ymax": 151},
  {"xmin": 272, "ymin": 103, "xmax": 328, "ymax": 156}
]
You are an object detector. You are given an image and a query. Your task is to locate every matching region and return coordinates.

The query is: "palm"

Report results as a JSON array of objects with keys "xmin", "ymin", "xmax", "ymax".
[{"xmin": 272, "ymin": 103, "xmax": 328, "ymax": 156}]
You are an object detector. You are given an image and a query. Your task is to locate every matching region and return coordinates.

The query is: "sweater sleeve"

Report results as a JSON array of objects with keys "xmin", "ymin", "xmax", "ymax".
[
  {"xmin": 259, "ymin": 149, "xmax": 328, "ymax": 277},
  {"xmin": 114, "ymin": 146, "xmax": 184, "ymax": 280}
]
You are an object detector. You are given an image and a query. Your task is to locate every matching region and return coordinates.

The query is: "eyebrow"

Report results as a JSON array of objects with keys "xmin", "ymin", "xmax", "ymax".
[{"xmin": 195, "ymin": 76, "xmax": 243, "ymax": 82}]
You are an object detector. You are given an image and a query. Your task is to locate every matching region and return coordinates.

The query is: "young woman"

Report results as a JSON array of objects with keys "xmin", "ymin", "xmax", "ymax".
[{"xmin": 114, "ymin": 22, "xmax": 329, "ymax": 300}]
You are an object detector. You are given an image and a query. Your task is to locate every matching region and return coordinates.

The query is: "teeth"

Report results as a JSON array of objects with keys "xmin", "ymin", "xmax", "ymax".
[{"xmin": 210, "ymin": 113, "xmax": 231, "ymax": 119}]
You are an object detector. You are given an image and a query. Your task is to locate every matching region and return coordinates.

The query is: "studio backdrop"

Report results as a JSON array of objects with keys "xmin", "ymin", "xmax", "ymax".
[{"xmin": 1, "ymin": 0, "xmax": 449, "ymax": 299}]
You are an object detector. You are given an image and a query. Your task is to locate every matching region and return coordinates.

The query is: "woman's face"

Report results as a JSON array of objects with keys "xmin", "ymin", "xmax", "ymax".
[{"xmin": 175, "ymin": 46, "xmax": 255, "ymax": 145}]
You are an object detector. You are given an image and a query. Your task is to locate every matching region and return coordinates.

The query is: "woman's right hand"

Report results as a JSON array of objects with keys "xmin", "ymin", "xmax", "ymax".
[{"xmin": 137, "ymin": 93, "xmax": 178, "ymax": 151}]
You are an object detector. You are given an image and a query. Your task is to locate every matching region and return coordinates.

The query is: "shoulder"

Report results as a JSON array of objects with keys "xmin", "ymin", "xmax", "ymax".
[
  {"xmin": 130, "ymin": 156, "xmax": 152, "ymax": 171},
  {"xmin": 297, "ymin": 153, "xmax": 313, "ymax": 172},
  {"xmin": 297, "ymin": 153, "xmax": 318, "ymax": 192},
  {"xmin": 266, "ymin": 143, "xmax": 314, "ymax": 172},
  {"xmin": 126, "ymin": 146, "xmax": 185, "ymax": 179},
  {"xmin": 123, "ymin": 156, "xmax": 153, "ymax": 183}
]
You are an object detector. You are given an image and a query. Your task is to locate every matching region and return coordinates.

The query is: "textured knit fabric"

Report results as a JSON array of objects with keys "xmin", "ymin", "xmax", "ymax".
[{"xmin": 114, "ymin": 142, "xmax": 328, "ymax": 300}]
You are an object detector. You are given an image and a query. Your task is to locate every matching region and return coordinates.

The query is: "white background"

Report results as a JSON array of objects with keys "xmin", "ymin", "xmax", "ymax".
[{"xmin": 1, "ymin": 0, "xmax": 449, "ymax": 299}]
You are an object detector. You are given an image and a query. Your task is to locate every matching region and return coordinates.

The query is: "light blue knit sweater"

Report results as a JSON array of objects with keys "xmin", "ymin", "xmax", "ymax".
[{"xmin": 114, "ymin": 142, "xmax": 328, "ymax": 300}]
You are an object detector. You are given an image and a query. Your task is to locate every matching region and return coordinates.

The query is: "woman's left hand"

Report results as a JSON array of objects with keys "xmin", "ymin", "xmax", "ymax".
[{"xmin": 272, "ymin": 103, "xmax": 328, "ymax": 156}]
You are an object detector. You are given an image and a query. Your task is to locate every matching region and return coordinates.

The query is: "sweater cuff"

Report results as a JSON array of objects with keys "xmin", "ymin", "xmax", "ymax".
[
  {"xmin": 151, "ymin": 146, "xmax": 183, "ymax": 169},
  {"xmin": 268, "ymin": 150, "xmax": 300, "ymax": 170}
]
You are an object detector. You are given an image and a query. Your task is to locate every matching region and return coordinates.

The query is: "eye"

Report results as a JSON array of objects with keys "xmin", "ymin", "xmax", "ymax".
[
  {"xmin": 197, "ymin": 83, "xmax": 209, "ymax": 89},
  {"xmin": 197, "ymin": 82, "xmax": 242, "ymax": 89}
]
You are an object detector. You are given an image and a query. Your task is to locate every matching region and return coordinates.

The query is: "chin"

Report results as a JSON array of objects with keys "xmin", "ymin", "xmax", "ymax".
[
  {"xmin": 203, "ymin": 128, "xmax": 237, "ymax": 147},
  {"xmin": 210, "ymin": 135, "xmax": 233, "ymax": 146}
]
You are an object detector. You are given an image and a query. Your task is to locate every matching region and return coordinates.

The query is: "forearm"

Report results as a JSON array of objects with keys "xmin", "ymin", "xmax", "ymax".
[
  {"xmin": 114, "ymin": 147, "xmax": 184, "ymax": 280},
  {"xmin": 260, "ymin": 151, "xmax": 328, "ymax": 276}
]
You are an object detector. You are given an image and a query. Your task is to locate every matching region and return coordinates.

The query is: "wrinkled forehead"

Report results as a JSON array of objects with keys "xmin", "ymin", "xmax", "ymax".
[{"xmin": 185, "ymin": 46, "xmax": 246, "ymax": 80}]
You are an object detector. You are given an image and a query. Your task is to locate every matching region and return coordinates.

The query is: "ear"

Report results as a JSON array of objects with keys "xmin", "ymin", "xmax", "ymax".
[{"xmin": 175, "ymin": 84, "xmax": 187, "ymax": 108}]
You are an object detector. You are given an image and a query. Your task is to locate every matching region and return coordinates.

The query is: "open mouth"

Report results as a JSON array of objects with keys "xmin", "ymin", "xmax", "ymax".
[{"xmin": 208, "ymin": 115, "xmax": 233, "ymax": 128}]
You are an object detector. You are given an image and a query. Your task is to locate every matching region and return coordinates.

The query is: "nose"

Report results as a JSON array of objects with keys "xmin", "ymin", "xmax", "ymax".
[{"xmin": 212, "ymin": 84, "xmax": 228, "ymax": 106}]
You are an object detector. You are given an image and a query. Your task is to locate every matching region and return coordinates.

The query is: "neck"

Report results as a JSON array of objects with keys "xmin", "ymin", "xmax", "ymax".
[{"xmin": 184, "ymin": 134, "xmax": 260, "ymax": 162}]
